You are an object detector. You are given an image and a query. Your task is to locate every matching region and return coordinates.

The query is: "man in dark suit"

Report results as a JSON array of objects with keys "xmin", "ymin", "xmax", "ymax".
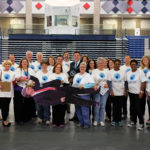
[{"xmin": 68, "ymin": 51, "xmax": 81, "ymax": 122}]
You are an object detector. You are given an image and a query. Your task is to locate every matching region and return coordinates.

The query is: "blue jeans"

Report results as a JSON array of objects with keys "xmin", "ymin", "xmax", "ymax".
[
  {"xmin": 94, "ymin": 92, "xmax": 109, "ymax": 122},
  {"xmin": 76, "ymin": 95, "xmax": 90, "ymax": 127},
  {"xmin": 37, "ymin": 104, "xmax": 50, "ymax": 121}
]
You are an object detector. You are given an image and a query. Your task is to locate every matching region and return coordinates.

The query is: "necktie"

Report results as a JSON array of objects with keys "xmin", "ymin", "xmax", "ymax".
[{"xmin": 75, "ymin": 62, "xmax": 77, "ymax": 69}]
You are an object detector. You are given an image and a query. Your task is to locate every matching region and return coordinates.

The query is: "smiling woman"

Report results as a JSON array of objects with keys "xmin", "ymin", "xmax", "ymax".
[{"xmin": 0, "ymin": 59, "xmax": 15, "ymax": 127}]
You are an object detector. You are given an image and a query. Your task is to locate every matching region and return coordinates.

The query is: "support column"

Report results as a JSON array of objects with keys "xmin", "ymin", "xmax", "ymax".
[
  {"xmin": 26, "ymin": 0, "xmax": 32, "ymax": 33},
  {"xmin": 93, "ymin": 0, "xmax": 100, "ymax": 34}
]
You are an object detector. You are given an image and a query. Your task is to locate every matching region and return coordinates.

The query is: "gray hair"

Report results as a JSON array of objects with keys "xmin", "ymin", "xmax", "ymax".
[
  {"xmin": 36, "ymin": 52, "xmax": 43, "ymax": 57},
  {"xmin": 26, "ymin": 51, "xmax": 33, "ymax": 56},
  {"xmin": 79, "ymin": 62, "xmax": 87, "ymax": 68},
  {"xmin": 97, "ymin": 57, "xmax": 105, "ymax": 64}
]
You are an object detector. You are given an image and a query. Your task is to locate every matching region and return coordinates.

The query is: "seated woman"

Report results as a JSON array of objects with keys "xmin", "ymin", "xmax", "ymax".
[
  {"xmin": 0, "ymin": 60, "xmax": 15, "ymax": 127},
  {"xmin": 73, "ymin": 62, "xmax": 94, "ymax": 128}
]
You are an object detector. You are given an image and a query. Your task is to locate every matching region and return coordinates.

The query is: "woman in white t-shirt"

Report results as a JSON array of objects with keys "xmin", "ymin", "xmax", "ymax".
[
  {"xmin": 51, "ymin": 63, "xmax": 69, "ymax": 128},
  {"xmin": 87, "ymin": 59, "xmax": 96, "ymax": 76},
  {"xmin": 47, "ymin": 56, "xmax": 56, "ymax": 73},
  {"xmin": 14, "ymin": 58, "xmax": 35, "ymax": 125},
  {"xmin": 73, "ymin": 62, "xmax": 94, "ymax": 128},
  {"xmin": 0, "ymin": 60, "xmax": 15, "ymax": 127},
  {"xmin": 126, "ymin": 59, "xmax": 146, "ymax": 130},
  {"xmin": 139, "ymin": 56, "xmax": 150, "ymax": 125},
  {"xmin": 92, "ymin": 57, "xmax": 109, "ymax": 127},
  {"xmin": 36, "ymin": 60, "xmax": 52, "ymax": 126},
  {"xmin": 108, "ymin": 59, "xmax": 126, "ymax": 126}
]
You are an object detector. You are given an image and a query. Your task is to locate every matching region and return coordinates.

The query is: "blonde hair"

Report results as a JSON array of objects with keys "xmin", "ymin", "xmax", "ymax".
[
  {"xmin": 2, "ymin": 60, "xmax": 12, "ymax": 67},
  {"xmin": 140, "ymin": 56, "xmax": 150, "ymax": 69}
]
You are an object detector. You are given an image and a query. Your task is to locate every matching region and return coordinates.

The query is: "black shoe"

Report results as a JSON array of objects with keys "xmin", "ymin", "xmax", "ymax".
[
  {"xmin": 122, "ymin": 115, "xmax": 127, "ymax": 120},
  {"xmin": 69, "ymin": 117, "xmax": 78, "ymax": 122},
  {"xmin": 3, "ymin": 122, "xmax": 11, "ymax": 127}
]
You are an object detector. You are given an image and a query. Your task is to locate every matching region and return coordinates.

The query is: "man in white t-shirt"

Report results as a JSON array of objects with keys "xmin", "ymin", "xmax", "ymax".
[
  {"xmin": 120, "ymin": 55, "xmax": 131, "ymax": 119},
  {"xmin": 26, "ymin": 51, "xmax": 35, "ymax": 71},
  {"xmin": 9, "ymin": 54, "xmax": 18, "ymax": 72},
  {"xmin": 63, "ymin": 51, "xmax": 72, "ymax": 71}
]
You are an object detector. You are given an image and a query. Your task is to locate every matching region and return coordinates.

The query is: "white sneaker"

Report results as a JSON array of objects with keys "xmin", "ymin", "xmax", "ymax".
[
  {"xmin": 127, "ymin": 122, "xmax": 136, "ymax": 127},
  {"xmin": 45, "ymin": 121, "xmax": 50, "ymax": 126},
  {"xmin": 137, "ymin": 124, "xmax": 144, "ymax": 131},
  {"xmin": 100, "ymin": 122, "xmax": 105, "ymax": 127},
  {"xmin": 37, "ymin": 118, "xmax": 43, "ymax": 124},
  {"xmin": 93, "ymin": 121, "xmax": 98, "ymax": 127}
]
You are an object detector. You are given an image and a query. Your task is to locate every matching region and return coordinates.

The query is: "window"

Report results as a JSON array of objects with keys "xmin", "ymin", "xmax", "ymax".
[{"xmin": 55, "ymin": 15, "xmax": 69, "ymax": 26}]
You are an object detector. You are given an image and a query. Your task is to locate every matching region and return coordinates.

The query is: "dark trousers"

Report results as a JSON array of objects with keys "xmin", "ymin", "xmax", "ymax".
[
  {"xmin": 147, "ymin": 96, "xmax": 150, "ymax": 118},
  {"xmin": 112, "ymin": 96, "xmax": 123, "ymax": 123},
  {"xmin": 128, "ymin": 93, "xmax": 144, "ymax": 124},
  {"xmin": 0, "ymin": 98, "xmax": 11, "ymax": 121},
  {"xmin": 141, "ymin": 93, "xmax": 146, "ymax": 116},
  {"xmin": 14, "ymin": 91, "xmax": 35, "ymax": 123},
  {"xmin": 121, "ymin": 96, "xmax": 128, "ymax": 116},
  {"xmin": 52, "ymin": 104, "xmax": 66, "ymax": 126},
  {"xmin": 106, "ymin": 95, "xmax": 112, "ymax": 120}
]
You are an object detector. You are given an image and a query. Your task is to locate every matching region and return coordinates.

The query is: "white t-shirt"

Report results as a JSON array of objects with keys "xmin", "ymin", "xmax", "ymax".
[
  {"xmin": 62, "ymin": 64, "xmax": 69, "ymax": 77},
  {"xmin": 15, "ymin": 68, "xmax": 35, "ymax": 88},
  {"xmin": 120, "ymin": 65, "xmax": 131, "ymax": 73},
  {"xmin": 92, "ymin": 69, "xmax": 108, "ymax": 85},
  {"xmin": 73, "ymin": 72, "xmax": 94, "ymax": 87},
  {"xmin": 63, "ymin": 60, "xmax": 72, "ymax": 71},
  {"xmin": 146, "ymin": 71, "xmax": 150, "ymax": 93},
  {"xmin": 10, "ymin": 63, "xmax": 18, "ymax": 72},
  {"xmin": 92, "ymin": 69, "xmax": 109, "ymax": 95},
  {"xmin": 47, "ymin": 65, "xmax": 54, "ymax": 73},
  {"xmin": 29, "ymin": 61, "xmax": 36, "ymax": 72},
  {"xmin": 36, "ymin": 71, "xmax": 52, "ymax": 84},
  {"xmin": 33, "ymin": 61, "xmax": 42, "ymax": 73},
  {"xmin": 126, "ymin": 70, "xmax": 146, "ymax": 94},
  {"xmin": 0, "ymin": 70, "xmax": 15, "ymax": 98},
  {"xmin": 108, "ymin": 69, "xmax": 125, "ymax": 96},
  {"xmin": 50, "ymin": 73, "xmax": 69, "ymax": 84},
  {"xmin": 88, "ymin": 69, "xmax": 95, "ymax": 76},
  {"xmin": 139, "ymin": 67, "xmax": 149, "ymax": 76}
]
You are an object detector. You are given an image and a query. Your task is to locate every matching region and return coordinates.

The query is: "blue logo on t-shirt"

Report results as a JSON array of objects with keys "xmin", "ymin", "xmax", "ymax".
[
  {"xmin": 89, "ymin": 72, "xmax": 92, "ymax": 75},
  {"xmin": 30, "ymin": 65, "xmax": 35, "ymax": 70},
  {"xmin": 4, "ymin": 74, "xmax": 10, "ymax": 80},
  {"xmin": 148, "ymin": 76, "xmax": 150, "ymax": 81},
  {"xmin": 10, "ymin": 66, "xmax": 15, "ymax": 71},
  {"xmin": 56, "ymin": 76, "xmax": 62, "ymax": 81},
  {"xmin": 143, "ymin": 68, "xmax": 149, "ymax": 74},
  {"xmin": 126, "ymin": 68, "xmax": 131, "ymax": 73},
  {"xmin": 38, "ymin": 65, "xmax": 41, "ymax": 70},
  {"xmin": 99, "ymin": 73, "xmax": 105, "ymax": 78},
  {"xmin": 130, "ymin": 74, "xmax": 135, "ymax": 81},
  {"xmin": 114, "ymin": 73, "xmax": 120, "ymax": 80},
  {"xmin": 42, "ymin": 76, "xmax": 48, "ymax": 82},
  {"xmin": 76, "ymin": 78, "xmax": 81, "ymax": 84}
]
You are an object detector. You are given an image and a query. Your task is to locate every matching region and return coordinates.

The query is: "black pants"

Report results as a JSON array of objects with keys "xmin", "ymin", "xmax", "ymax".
[
  {"xmin": 112, "ymin": 96, "xmax": 122, "ymax": 123},
  {"xmin": 0, "ymin": 98, "xmax": 11, "ymax": 121},
  {"xmin": 128, "ymin": 93, "xmax": 144, "ymax": 124},
  {"xmin": 121, "ymin": 96, "xmax": 128, "ymax": 116},
  {"xmin": 141, "ymin": 93, "xmax": 146, "ymax": 116},
  {"xmin": 52, "ymin": 104, "xmax": 66, "ymax": 126},
  {"xmin": 14, "ymin": 90, "xmax": 35, "ymax": 123},
  {"xmin": 106, "ymin": 95, "xmax": 112, "ymax": 120}
]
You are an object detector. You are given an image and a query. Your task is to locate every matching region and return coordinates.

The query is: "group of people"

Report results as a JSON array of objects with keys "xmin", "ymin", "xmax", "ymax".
[{"xmin": 0, "ymin": 50, "xmax": 150, "ymax": 131}]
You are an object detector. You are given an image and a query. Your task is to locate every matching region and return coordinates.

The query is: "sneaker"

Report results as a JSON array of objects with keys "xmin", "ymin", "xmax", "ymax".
[
  {"xmin": 37, "ymin": 118, "xmax": 43, "ymax": 124},
  {"xmin": 138, "ymin": 124, "xmax": 144, "ymax": 131},
  {"xmin": 146, "ymin": 119, "xmax": 150, "ymax": 125},
  {"xmin": 59, "ymin": 124, "xmax": 65, "ymax": 128},
  {"xmin": 76, "ymin": 123, "xmax": 83, "ymax": 127},
  {"xmin": 45, "ymin": 121, "xmax": 50, "ymax": 126},
  {"xmin": 111, "ymin": 121, "xmax": 116, "ymax": 126},
  {"xmin": 100, "ymin": 122, "xmax": 105, "ymax": 127},
  {"xmin": 118, "ymin": 121, "xmax": 123, "ymax": 127},
  {"xmin": 93, "ymin": 121, "xmax": 98, "ymax": 127},
  {"xmin": 128, "ymin": 122, "xmax": 136, "ymax": 127},
  {"xmin": 105, "ymin": 116, "xmax": 111, "ymax": 122},
  {"xmin": 52, "ymin": 124, "xmax": 57, "ymax": 128}
]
